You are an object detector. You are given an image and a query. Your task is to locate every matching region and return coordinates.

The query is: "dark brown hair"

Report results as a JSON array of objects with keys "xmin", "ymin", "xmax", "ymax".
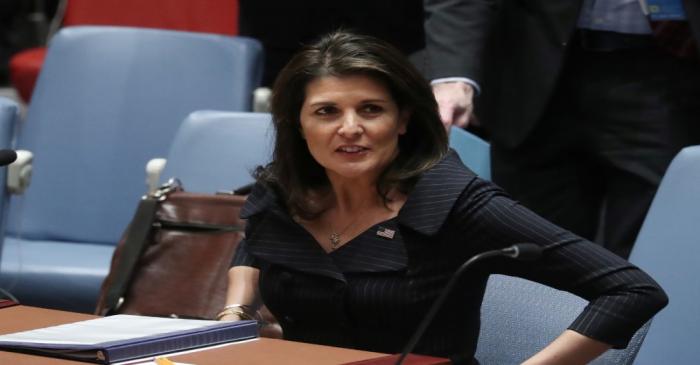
[{"xmin": 256, "ymin": 31, "xmax": 448, "ymax": 218}]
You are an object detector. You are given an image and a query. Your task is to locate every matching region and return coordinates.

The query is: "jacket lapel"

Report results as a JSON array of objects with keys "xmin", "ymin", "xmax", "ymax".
[
  {"xmin": 399, "ymin": 150, "xmax": 477, "ymax": 236},
  {"xmin": 240, "ymin": 150, "xmax": 477, "ymax": 281}
]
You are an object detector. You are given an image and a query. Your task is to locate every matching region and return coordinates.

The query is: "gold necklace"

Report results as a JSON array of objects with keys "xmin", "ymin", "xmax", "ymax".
[{"xmin": 329, "ymin": 216, "xmax": 360, "ymax": 250}]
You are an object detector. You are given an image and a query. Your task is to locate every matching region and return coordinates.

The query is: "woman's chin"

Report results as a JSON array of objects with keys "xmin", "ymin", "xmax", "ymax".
[{"xmin": 326, "ymin": 166, "xmax": 380, "ymax": 182}]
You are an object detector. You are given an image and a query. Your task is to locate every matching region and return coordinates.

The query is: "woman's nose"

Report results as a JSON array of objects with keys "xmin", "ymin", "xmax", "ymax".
[{"xmin": 337, "ymin": 112, "xmax": 363, "ymax": 137}]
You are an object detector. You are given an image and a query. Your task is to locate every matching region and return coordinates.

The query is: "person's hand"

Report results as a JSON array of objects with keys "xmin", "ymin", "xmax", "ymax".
[
  {"xmin": 521, "ymin": 330, "xmax": 610, "ymax": 365},
  {"xmin": 432, "ymin": 82, "xmax": 475, "ymax": 129}
]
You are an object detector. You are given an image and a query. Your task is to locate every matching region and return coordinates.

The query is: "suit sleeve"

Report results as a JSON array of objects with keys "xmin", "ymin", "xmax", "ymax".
[
  {"xmin": 423, "ymin": 0, "xmax": 499, "ymax": 84},
  {"xmin": 447, "ymin": 177, "xmax": 668, "ymax": 348},
  {"xmin": 231, "ymin": 216, "xmax": 260, "ymax": 268}
]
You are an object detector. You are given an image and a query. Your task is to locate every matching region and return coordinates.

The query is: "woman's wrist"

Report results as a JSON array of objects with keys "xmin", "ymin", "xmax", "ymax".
[
  {"xmin": 217, "ymin": 311, "xmax": 244, "ymax": 321},
  {"xmin": 216, "ymin": 303, "xmax": 260, "ymax": 321}
]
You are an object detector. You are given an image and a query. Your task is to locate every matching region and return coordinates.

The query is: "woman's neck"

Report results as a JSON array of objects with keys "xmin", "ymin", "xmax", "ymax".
[
  {"xmin": 297, "ymin": 174, "xmax": 406, "ymax": 252},
  {"xmin": 327, "ymin": 176, "xmax": 383, "ymax": 216}
]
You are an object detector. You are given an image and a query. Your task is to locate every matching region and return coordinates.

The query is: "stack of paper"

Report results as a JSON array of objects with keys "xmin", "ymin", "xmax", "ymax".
[{"xmin": 0, "ymin": 315, "xmax": 258, "ymax": 364}]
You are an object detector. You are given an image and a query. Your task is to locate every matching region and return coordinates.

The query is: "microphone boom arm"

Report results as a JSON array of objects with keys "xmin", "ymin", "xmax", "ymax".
[{"xmin": 396, "ymin": 244, "xmax": 542, "ymax": 365}]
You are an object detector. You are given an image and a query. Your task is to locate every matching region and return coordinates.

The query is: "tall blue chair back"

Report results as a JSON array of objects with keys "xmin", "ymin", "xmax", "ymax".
[
  {"xmin": 0, "ymin": 98, "xmax": 17, "ymax": 153},
  {"xmin": 0, "ymin": 26, "xmax": 262, "ymax": 312},
  {"xmin": 0, "ymin": 98, "xmax": 19, "ymax": 269},
  {"xmin": 159, "ymin": 111, "xmax": 274, "ymax": 192},
  {"xmin": 449, "ymin": 127, "xmax": 491, "ymax": 180},
  {"xmin": 628, "ymin": 145, "xmax": 700, "ymax": 364},
  {"xmin": 475, "ymin": 275, "xmax": 649, "ymax": 365}
]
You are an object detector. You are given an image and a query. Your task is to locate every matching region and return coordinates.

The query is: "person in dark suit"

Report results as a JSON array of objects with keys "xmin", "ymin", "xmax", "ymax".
[
  {"xmin": 426, "ymin": 0, "xmax": 700, "ymax": 258},
  {"xmin": 218, "ymin": 31, "xmax": 667, "ymax": 364}
]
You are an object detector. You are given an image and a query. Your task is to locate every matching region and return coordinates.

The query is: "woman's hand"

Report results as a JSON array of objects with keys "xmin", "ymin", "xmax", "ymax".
[{"xmin": 522, "ymin": 330, "xmax": 611, "ymax": 365}]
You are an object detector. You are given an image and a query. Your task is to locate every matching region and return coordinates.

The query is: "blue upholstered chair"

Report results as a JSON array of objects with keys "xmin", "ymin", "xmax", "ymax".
[
  {"xmin": 449, "ymin": 126, "xmax": 491, "ymax": 180},
  {"xmin": 628, "ymin": 145, "xmax": 700, "ymax": 364},
  {"xmin": 156, "ymin": 111, "xmax": 274, "ymax": 192},
  {"xmin": 0, "ymin": 26, "xmax": 262, "ymax": 312},
  {"xmin": 0, "ymin": 98, "xmax": 19, "ymax": 274},
  {"xmin": 0, "ymin": 98, "xmax": 18, "ymax": 154}
]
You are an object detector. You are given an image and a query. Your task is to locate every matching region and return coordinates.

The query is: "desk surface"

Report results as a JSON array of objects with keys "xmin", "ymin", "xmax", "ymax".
[{"xmin": 0, "ymin": 306, "xmax": 390, "ymax": 364}]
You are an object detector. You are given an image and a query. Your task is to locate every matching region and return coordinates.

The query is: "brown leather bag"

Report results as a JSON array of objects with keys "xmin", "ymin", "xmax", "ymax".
[{"xmin": 95, "ymin": 181, "xmax": 247, "ymax": 320}]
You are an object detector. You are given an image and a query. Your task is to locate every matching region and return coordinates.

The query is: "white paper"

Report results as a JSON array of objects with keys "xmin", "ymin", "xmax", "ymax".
[{"xmin": 0, "ymin": 315, "xmax": 222, "ymax": 346}]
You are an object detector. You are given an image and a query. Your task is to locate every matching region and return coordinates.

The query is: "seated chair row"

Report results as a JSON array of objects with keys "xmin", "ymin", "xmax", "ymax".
[
  {"xmin": 9, "ymin": 0, "xmax": 240, "ymax": 103},
  {"xmin": 3, "ymin": 99, "xmax": 698, "ymax": 363},
  {"xmin": 1, "ymin": 25, "xmax": 698, "ymax": 364},
  {"xmin": 0, "ymin": 25, "xmax": 262, "ymax": 313}
]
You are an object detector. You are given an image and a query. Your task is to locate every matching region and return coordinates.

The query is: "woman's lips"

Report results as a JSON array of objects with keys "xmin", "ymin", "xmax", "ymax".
[{"xmin": 336, "ymin": 145, "xmax": 368, "ymax": 153}]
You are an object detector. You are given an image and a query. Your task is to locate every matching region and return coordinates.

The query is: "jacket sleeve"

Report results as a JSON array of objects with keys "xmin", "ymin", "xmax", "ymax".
[
  {"xmin": 231, "ymin": 215, "xmax": 260, "ymax": 268},
  {"xmin": 423, "ymin": 0, "xmax": 499, "ymax": 84},
  {"xmin": 447, "ymin": 177, "xmax": 668, "ymax": 348}
]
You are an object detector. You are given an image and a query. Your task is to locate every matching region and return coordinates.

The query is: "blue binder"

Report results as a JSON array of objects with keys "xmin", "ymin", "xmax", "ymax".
[{"xmin": 0, "ymin": 315, "xmax": 259, "ymax": 364}]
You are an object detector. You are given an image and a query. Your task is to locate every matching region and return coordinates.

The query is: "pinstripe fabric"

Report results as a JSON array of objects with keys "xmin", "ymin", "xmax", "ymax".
[{"xmin": 232, "ymin": 150, "xmax": 667, "ymax": 364}]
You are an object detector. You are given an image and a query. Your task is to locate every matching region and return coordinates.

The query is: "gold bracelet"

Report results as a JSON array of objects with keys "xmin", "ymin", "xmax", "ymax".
[
  {"xmin": 216, "ymin": 308, "xmax": 253, "ymax": 321},
  {"xmin": 217, "ymin": 304, "xmax": 260, "ymax": 321},
  {"xmin": 223, "ymin": 304, "xmax": 256, "ymax": 318},
  {"xmin": 223, "ymin": 304, "xmax": 254, "ymax": 312}
]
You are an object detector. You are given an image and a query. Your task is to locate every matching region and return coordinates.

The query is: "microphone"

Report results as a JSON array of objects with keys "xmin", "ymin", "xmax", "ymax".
[
  {"xmin": 395, "ymin": 243, "xmax": 543, "ymax": 365},
  {"xmin": 0, "ymin": 149, "xmax": 17, "ymax": 166}
]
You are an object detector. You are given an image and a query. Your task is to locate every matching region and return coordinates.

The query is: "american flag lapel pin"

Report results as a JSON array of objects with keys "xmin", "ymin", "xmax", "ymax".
[{"xmin": 376, "ymin": 226, "xmax": 396, "ymax": 239}]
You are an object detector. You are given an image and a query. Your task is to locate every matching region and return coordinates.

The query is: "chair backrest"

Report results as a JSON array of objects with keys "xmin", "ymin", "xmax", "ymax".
[
  {"xmin": 64, "ymin": 0, "xmax": 238, "ymax": 35},
  {"xmin": 6, "ymin": 26, "xmax": 262, "ymax": 245},
  {"xmin": 449, "ymin": 127, "xmax": 491, "ymax": 180},
  {"xmin": 476, "ymin": 275, "xmax": 650, "ymax": 365},
  {"xmin": 0, "ymin": 98, "xmax": 19, "ymax": 264},
  {"xmin": 628, "ymin": 145, "xmax": 700, "ymax": 364},
  {"xmin": 0, "ymin": 97, "xmax": 18, "ymax": 177},
  {"xmin": 159, "ymin": 111, "xmax": 274, "ymax": 193}
]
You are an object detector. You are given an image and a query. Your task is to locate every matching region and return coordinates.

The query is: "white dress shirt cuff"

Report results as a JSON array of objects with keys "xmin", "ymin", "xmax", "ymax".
[{"xmin": 431, "ymin": 77, "xmax": 481, "ymax": 95}]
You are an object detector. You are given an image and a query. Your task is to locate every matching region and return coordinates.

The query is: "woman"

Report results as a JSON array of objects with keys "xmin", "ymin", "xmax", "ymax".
[{"xmin": 220, "ymin": 31, "xmax": 667, "ymax": 364}]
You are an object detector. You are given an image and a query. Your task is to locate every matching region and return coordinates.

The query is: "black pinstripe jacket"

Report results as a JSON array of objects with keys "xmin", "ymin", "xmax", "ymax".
[{"xmin": 232, "ymin": 150, "xmax": 667, "ymax": 364}]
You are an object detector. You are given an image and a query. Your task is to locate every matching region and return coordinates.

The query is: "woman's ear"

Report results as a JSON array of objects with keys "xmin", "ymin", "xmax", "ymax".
[
  {"xmin": 296, "ymin": 119, "xmax": 306, "ymax": 139},
  {"xmin": 398, "ymin": 110, "xmax": 411, "ymax": 135}
]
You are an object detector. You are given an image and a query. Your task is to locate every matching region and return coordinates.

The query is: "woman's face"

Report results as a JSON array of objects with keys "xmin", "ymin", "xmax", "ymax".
[{"xmin": 299, "ymin": 74, "xmax": 408, "ymax": 184}]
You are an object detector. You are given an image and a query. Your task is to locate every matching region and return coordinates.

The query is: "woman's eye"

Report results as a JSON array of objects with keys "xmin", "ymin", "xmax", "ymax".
[
  {"xmin": 360, "ymin": 104, "xmax": 383, "ymax": 114},
  {"xmin": 315, "ymin": 106, "xmax": 337, "ymax": 116}
]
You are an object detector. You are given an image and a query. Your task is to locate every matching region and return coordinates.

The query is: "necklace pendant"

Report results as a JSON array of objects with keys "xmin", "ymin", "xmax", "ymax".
[{"xmin": 329, "ymin": 232, "xmax": 341, "ymax": 248}]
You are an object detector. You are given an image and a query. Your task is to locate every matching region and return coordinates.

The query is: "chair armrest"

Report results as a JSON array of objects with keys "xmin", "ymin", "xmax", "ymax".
[
  {"xmin": 146, "ymin": 158, "xmax": 167, "ymax": 194},
  {"xmin": 7, "ymin": 150, "xmax": 33, "ymax": 194},
  {"xmin": 253, "ymin": 87, "xmax": 271, "ymax": 112}
]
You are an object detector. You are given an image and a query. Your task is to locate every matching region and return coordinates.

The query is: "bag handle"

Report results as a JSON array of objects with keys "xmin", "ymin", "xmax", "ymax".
[
  {"xmin": 99, "ymin": 196, "xmax": 159, "ymax": 315},
  {"xmin": 98, "ymin": 181, "xmax": 181, "ymax": 315}
]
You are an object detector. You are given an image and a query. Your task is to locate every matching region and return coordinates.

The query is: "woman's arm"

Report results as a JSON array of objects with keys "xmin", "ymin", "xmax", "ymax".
[
  {"xmin": 449, "ymin": 177, "xmax": 668, "ymax": 361},
  {"xmin": 522, "ymin": 330, "xmax": 610, "ymax": 365},
  {"xmin": 219, "ymin": 265, "xmax": 261, "ymax": 321}
]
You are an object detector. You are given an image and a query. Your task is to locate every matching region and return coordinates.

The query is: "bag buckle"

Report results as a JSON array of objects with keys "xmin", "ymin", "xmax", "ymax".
[{"xmin": 146, "ymin": 178, "xmax": 182, "ymax": 201}]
